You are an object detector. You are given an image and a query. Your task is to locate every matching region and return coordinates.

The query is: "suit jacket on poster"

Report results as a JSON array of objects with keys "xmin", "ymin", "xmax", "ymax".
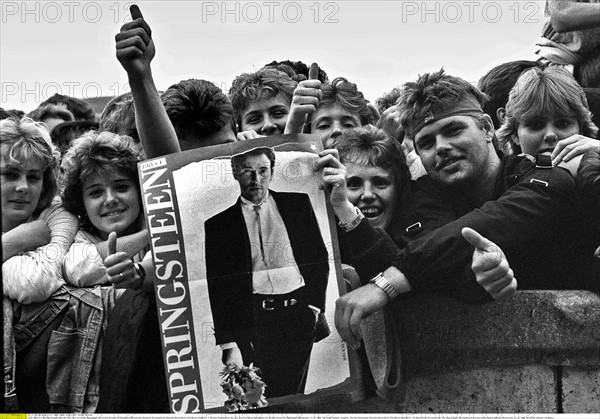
[{"xmin": 204, "ymin": 190, "xmax": 330, "ymax": 346}]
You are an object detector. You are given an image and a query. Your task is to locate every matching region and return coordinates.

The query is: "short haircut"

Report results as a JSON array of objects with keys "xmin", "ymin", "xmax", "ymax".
[
  {"xmin": 60, "ymin": 131, "xmax": 142, "ymax": 234},
  {"xmin": 28, "ymin": 103, "xmax": 75, "ymax": 124},
  {"xmin": 398, "ymin": 68, "xmax": 489, "ymax": 140},
  {"xmin": 0, "ymin": 117, "xmax": 60, "ymax": 216},
  {"xmin": 50, "ymin": 120, "xmax": 100, "ymax": 157},
  {"xmin": 162, "ymin": 79, "xmax": 236, "ymax": 143},
  {"xmin": 231, "ymin": 147, "xmax": 276, "ymax": 178},
  {"xmin": 497, "ymin": 66, "xmax": 599, "ymax": 154},
  {"xmin": 229, "ymin": 68, "xmax": 298, "ymax": 127},
  {"xmin": 333, "ymin": 125, "xmax": 410, "ymax": 192},
  {"xmin": 39, "ymin": 93, "xmax": 96, "ymax": 122},
  {"xmin": 375, "ymin": 86, "xmax": 402, "ymax": 114},
  {"xmin": 99, "ymin": 92, "xmax": 139, "ymax": 142},
  {"xmin": 262, "ymin": 60, "xmax": 329, "ymax": 83},
  {"xmin": 307, "ymin": 77, "xmax": 374, "ymax": 131},
  {"xmin": 478, "ymin": 60, "xmax": 544, "ymax": 128}
]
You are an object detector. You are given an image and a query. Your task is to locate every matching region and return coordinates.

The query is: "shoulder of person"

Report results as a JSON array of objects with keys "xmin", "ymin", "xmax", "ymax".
[
  {"xmin": 35, "ymin": 195, "xmax": 79, "ymax": 226},
  {"xmin": 557, "ymin": 154, "xmax": 582, "ymax": 178}
]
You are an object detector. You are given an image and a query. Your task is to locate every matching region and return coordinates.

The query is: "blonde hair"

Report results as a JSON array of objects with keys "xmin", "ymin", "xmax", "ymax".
[
  {"xmin": 497, "ymin": 66, "xmax": 598, "ymax": 154},
  {"xmin": 0, "ymin": 117, "xmax": 60, "ymax": 215}
]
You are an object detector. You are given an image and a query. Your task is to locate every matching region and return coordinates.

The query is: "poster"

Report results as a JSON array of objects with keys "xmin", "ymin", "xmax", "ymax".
[{"xmin": 138, "ymin": 133, "xmax": 358, "ymax": 413}]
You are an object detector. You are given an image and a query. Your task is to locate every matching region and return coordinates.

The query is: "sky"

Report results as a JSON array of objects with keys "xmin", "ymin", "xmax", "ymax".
[{"xmin": 1, "ymin": 0, "xmax": 547, "ymax": 113}]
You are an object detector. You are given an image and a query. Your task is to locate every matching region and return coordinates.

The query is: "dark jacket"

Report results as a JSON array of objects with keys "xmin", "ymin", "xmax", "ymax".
[
  {"xmin": 344, "ymin": 155, "xmax": 600, "ymax": 303},
  {"xmin": 204, "ymin": 190, "xmax": 330, "ymax": 345}
]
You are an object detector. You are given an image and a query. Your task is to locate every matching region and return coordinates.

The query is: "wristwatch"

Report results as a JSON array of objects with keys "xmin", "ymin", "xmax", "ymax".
[
  {"xmin": 338, "ymin": 206, "xmax": 364, "ymax": 232},
  {"xmin": 369, "ymin": 272, "xmax": 399, "ymax": 299}
]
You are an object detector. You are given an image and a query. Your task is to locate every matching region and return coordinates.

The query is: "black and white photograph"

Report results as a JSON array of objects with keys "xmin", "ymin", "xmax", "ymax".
[{"xmin": 2, "ymin": 0, "xmax": 600, "ymax": 416}]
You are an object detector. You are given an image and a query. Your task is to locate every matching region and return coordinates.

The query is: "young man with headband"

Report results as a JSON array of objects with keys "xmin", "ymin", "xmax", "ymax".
[{"xmin": 316, "ymin": 69, "xmax": 600, "ymax": 350}]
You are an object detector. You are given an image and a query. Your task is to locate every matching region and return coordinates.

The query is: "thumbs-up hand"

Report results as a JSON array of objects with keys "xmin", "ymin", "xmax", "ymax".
[
  {"xmin": 107, "ymin": 231, "xmax": 118, "ymax": 255},
  {"xmin": 104, "ymin": 232, "xmax": 141, "ymax": 289},
  {"xmin": 461, "ymin": 227, "xmax": 517, "ymax": 300},
  {"xmin": 284, "ymin": 62, "xmax": 322, "ymax": 135},
  {"xmin": 115, "ymin": 4, "xmax": 155, "ymax": 79},
  {"xmin": 308, "ymin": 62, "xmax": 320, "ymax": 80}
]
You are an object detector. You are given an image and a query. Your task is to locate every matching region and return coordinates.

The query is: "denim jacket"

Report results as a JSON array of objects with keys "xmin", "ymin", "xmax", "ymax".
[{"xmin": 6, "ymin": 285, "xmax": 117, "ymax": 413}]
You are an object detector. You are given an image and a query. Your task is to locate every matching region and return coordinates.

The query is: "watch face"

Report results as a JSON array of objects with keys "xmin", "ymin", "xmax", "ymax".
[{"xmin": 370, "ymin": 273, "xmax": 382, "ymax": 283}]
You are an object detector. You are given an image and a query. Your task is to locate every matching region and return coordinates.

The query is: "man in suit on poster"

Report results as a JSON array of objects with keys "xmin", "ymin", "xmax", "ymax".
[{"xmin": 204, "ymin": 146, "xmax": 329, "ymax": 398}]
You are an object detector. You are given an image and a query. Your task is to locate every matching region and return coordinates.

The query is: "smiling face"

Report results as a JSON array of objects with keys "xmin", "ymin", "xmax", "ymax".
[
  {"xmin": 311, "ymin": 103, "xmax": 362, "ymax": 148},
  {"xmin": 240, "ymin": 93, "xmax": 290, "ymax": 136},
  {"xmin": 234, "ymin": 152, "xmax": 273, "ymax": 205},
  {"xmin": 414, "ymin": 115, "xmax": 495, "ymax": 189},
  {"xmin": 514, "ymin": 116, "xmax": 580, "ymax": 156},
  {"xmin": 345, "ymin": 161, "xmax": 398, "ymax": 230},
  {"xmin": 82, "ymin": 171, "xmax": 141, "ymax": 240},
  {"xmin": 1, "ymin": 144, "xmax": 45, "ymax": 232}
]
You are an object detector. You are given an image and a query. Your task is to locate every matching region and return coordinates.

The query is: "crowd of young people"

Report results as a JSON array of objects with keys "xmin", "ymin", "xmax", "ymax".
[{"xmin": 2, "ymin": 1, "xmax": 599, "ymax": 413}]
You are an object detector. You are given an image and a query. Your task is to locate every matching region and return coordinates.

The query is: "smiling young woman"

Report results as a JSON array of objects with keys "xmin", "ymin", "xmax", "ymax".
[{"xmin": 60, "ymin": 130, "xmax": 149, "ymax": 288}]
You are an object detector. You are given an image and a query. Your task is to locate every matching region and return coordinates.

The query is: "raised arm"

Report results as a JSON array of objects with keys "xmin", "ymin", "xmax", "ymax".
[{"xmin": 115, "ymin": 5, "xmax": 180, "ymax": 158}]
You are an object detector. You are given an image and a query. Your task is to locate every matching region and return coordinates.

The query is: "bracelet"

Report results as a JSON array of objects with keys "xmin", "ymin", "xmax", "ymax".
[
  {"xmin": 338, "ymin": 206, "xmax": 364, "ymax": 232},
  {"xmin": 369, "ymin": 272, "xmax": 399, "ymax": 300},
  {"xmin": 132, "ymin": 262, "xmax": 146, "ymax": 289}
]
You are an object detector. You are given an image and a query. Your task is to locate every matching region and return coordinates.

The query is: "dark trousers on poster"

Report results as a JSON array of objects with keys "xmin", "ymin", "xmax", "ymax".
[{"xmin": 243, "ymin": 293, "xmax": 317, "ymax": 399}]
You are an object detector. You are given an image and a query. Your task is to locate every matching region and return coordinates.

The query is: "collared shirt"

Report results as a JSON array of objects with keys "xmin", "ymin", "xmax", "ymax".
[{"xmin": 240, "ymin": 192, "xmax": 305, "ymax": 295}]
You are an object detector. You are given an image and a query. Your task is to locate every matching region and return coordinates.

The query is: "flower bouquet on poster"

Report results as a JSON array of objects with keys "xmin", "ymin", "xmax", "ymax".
[{"xmin": 220, "ymin": 363, "xmax": 268, "ymax": 412}]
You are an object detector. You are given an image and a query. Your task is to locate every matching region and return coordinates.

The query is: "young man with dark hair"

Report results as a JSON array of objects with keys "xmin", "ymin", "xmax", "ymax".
[
  {"xmin": 317, "ymin": 69, "xmax": 600, "ymax": 350},
  {"xmin": 162, "ymin": 78, "xmax": 236, "ymax": 149}
]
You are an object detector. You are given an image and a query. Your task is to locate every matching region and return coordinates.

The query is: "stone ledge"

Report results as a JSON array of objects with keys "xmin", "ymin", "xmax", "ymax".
[{"xmin": 388, "ymin": 290, "xmax": 600, "ymax": 376}]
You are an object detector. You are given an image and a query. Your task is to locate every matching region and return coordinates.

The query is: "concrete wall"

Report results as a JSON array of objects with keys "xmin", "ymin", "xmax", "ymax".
[
  {"xmin": 264, "ymin": 291, "xmax": 600, "ymax": 413},
  {"xmin": 390, "ymin": 291, "xmax": 600, "ymax": 413}
]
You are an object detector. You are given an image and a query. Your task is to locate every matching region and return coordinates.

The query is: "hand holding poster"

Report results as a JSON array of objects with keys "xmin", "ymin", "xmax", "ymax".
[{"xmin": 138, "ymin": 134, "xmax": 359, "ymax": 413}]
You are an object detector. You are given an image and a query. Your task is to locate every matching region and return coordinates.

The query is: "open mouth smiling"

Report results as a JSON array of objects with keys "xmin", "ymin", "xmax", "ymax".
[
  {"xmin": 102, "ymin": 209, "xmax": 126, "ymax": 217},
  {"xmin": 360, "ymin": 206, "xmax": 382, "ymax": 218}
]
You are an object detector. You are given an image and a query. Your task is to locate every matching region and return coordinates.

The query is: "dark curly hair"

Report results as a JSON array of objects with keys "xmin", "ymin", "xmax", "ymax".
[
  {"xmin": 60, "ymin": 131, "xmax": 142, "ymax": 235},
  {"xmin": 262, "ymin": 60, "xmax": 329, "ymax": 83}
]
